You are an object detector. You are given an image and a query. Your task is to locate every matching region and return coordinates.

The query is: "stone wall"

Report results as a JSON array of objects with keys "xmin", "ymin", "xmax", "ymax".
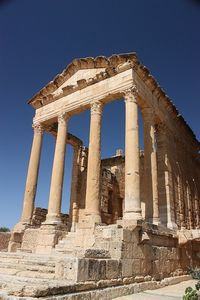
[
  {"xmin": 0, "ymin": 232, "xmax": 11, "ymax": 251},
  {"xmin": 77, "ymin": 150, "xmax": 146, "ymax": 224},
  {"xmin": 56, "ymin": 224, "xmax": 200, "ymax": 284},
  {"xmin": 31, "ymin": 207, "xmax": 69, "ymax": 227}
]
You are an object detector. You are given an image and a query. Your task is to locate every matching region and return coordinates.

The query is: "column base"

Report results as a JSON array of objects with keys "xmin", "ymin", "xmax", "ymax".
[
  {"xmin": 43, "ymin": 214, "xmax": 62, "ymax": 225},
  {"xmin": 147, "ymin": 217, "xmax": 160, "ymax": 226},
  {"xmin": 117, "ymin": 218, "xmax": 143, "ymax": 229},
  {"xmin": 70, "ymin": 222, "xmax": 78, "ymax": 232},
  {"xmin": 123, "ymin": 210, "xmax": 142, "ymax": 220},
  {"xmin": 167, "ymin": 221, "xmax": 178, "ymax": 231},
  {"xmin": 8, "ymin": 221, "xmax": 30, "ymax": 252},
  {"xmin": 78, "ymin": 211, "xmax": 102, "ymax": 229},
  {"xmin": 35, "ymin": 223, "xmax": 67, "ymax": 254}
]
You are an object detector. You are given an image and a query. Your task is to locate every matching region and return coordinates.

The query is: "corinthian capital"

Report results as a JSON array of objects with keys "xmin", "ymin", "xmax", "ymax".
[
  {"xmin": 123, "ymin": 85, "xmax": 138, "ymax": 103},
  {"xmin": 32, "ymin": 123, "xmax": 44, "ymax": 135},
  {"xmin": 90, "ymin": 101, "xmax": 103, "ymax": 115},
  {"xmin": 58, "ymin": 112, "xmax": 69, "ymax": 125}
]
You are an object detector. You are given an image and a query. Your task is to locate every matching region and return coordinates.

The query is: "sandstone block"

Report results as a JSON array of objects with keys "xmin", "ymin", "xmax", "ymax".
[
  {"xmin": 106, "ymin": 259, "xmax": 121, "ymax": 279},
  {"xmin": 134, "ymin": 275, "xmax": 144, "ymax": 283},
  {"xmin": 84, "ymin": 248, "xmax": 111, "ymax": 259},
  {"xmin": 132, "ymin": 258, "xmax": 141, "ymax": 275},
  {"xmin": 121, "ymin": 259, "xmax": 133, "ymax": 277},
  {"xmin": 87, "ymin": 259, "xmax": 106, "ymax": 281}
]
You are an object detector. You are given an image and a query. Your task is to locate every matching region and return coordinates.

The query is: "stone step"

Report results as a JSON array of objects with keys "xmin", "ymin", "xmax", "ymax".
[
  {"xmin": 0, "ymin": 273, "xmax": 71, "ymax": 298},
  {"xmin": 0, "ymin": 268, "xmax": 55, "ymax": 279},
  {"xmin": 0, "ymin": 261, "xmax": 55, "ymax": 273},
  {"xmin": 0, "ymin": 252, "xmax": 57, "ymax": 267},
  {"xmin": 58, "ymin": 239, "xmax": 75, "ymax": 246}
]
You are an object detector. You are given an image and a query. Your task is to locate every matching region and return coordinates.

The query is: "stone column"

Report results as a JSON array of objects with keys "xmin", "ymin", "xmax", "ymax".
[
  {"xmin": 45, "ymin": 112, "xmax": 69, "ymax": 224},
  {"xmin": 85, "ymin": 101, "xmax": 103, "ymax": 224},
  {"xmin": 142, "ymin": 108, "xmax": 160, "ymax": 224},
  {"xmin": 193, "ymin": 179, "xmax": 200, "ymax": 229},
  {"xmin": 69, "ymin": 145, "xmax": 80, "ymax": 231},
  {"xmin": 21, "ymin": 123, "xmax": 44, "ymax": 224},
  {"xmin": 186, "ymin": 183, "xmax": 193, "ymax": 229},
  {"xmin": 156, "ymin": 123, "xmax": 177, "ymax": 229},
  {"xmin": 123, "ymin": 86, "xmax": 142, "ymax": 220}
]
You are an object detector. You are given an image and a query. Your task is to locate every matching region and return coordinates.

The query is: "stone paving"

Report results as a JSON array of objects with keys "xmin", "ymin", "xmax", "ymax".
[{"xmin": 115, "ymin": 279, "xmax": 197, "ymax": 300}]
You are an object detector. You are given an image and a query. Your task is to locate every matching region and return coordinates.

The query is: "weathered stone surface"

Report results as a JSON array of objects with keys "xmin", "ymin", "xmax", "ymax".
[
  {"xmin": 84, "ymin": 249, "xmax": 111, "ymax": 259},
  {"xmin": 0, "ymin": 233, "xmax": 10, "ymax": 252}
]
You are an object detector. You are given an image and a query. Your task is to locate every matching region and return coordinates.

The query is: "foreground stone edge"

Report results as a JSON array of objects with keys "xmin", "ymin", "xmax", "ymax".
[{"xmin": 0, "ymin": 275, "xmax": 191, "ymax": 300}]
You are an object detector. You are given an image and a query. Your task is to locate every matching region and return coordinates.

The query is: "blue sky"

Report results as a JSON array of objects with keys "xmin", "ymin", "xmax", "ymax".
[{"xmin": 0, "ymin": 0, "xmax": 199, "ymax": 229}]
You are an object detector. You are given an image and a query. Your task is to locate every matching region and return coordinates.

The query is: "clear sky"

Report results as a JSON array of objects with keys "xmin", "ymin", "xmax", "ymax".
[{"xmin": 0, "ymin": 0, "xmax": 199, "ymax": 229}]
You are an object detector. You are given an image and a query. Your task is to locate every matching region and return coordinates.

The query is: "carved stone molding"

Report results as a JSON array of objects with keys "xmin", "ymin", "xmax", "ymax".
[
  {"xmin": 123, "ymin": 85, "xmax": 138, "ymax": 103},
  {"xmin": 58, "ymin": 112, "xmax": 69, "ymax": 125},
  {"xmin": 32, "ymin": 123, "xmax": 44, "ymax": 135},
  {"xmin": 90, "ymin": 101, "xmax": 103, "ymax": 115},
  {"xmin": 141, "ymin": 107, "xmax": 155, "ymax": 121}
]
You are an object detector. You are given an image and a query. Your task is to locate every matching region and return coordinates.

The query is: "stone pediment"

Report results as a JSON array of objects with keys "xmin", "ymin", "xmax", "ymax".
[
  {"xmin": 28, "ymin": 53, "xmax": 139, "ymax": 109},
  {"xmin": 53, "ymin": 68, "xmax": 106, "ymax": 97}
]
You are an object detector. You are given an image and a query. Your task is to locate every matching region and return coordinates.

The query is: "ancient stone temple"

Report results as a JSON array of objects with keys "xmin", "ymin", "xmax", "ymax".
[{"xmin": 1, "ymin": 53, "xmax": 200, "ymax": 299}]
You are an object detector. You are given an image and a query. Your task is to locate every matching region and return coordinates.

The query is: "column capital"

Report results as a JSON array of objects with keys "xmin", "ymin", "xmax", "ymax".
[
  {"xmin": 90, "ymin": 101, "xmax": 103, "ymax": 115},
  {"xmin": 58, "ymin": 112, "xmax": 69, "ymax": 125},
  {"xmin": 32, "ymin": 123, "xmax": 44, "ymax": 135},
  {"xmin": 123, "ymin": 85, "xmax": 138, "ymax": 103}
]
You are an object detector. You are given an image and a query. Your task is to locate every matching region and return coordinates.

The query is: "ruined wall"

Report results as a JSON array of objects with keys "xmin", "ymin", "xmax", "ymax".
[
  {"xmin": 0, "ymin": 232, "xmax": 11, "ymax": 251},
  {"xmin": 31, "ymin": 207, "xmax": 69, "ymax": 227},
  {"xmin": 77, "ymin": 151, "xmax": 145, "ymax": 224}
]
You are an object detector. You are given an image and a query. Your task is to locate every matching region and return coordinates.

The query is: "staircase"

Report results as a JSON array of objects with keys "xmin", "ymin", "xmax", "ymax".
[
  {"xmin": 0, "ymin": 252, "xmax": 56, "ymax": 280},
  {"xmin": 54, "ymin": 226, "xmax": 97, "ymax": 257},
  {"xmin": 55, "ymin": 231, "xmax": 78, "ymax": 255}
]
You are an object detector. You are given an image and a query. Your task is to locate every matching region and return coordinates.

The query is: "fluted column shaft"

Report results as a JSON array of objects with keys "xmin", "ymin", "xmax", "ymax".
[
  {"xmin": 123, "ymin": 87, "xmax": 142, "ymax": 220},
  {"xmin": 142, "ymin": 108, "xmax": 160, "ymax": 224},
  {"xmin": 21, "ymin": 124, "xmax": 43, "ymax": 224},
  {"xmin": 85, "ymin": 101, "xmax": 103, "ymax": 223},
  {"xmin": 46, "ymin": 113, "xmax": 69, "ymax": 224}
]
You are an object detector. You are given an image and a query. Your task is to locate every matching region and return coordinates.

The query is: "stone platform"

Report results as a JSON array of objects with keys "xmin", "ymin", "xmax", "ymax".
[{"xmin": 1, "ymin": 223, "xmax": 200, "ymax": 299}]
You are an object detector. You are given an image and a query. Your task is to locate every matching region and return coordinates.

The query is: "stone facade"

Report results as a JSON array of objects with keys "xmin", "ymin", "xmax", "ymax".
[{"xmin": 1, "ymin": 53, "xmax": 199, "ymax": 299}]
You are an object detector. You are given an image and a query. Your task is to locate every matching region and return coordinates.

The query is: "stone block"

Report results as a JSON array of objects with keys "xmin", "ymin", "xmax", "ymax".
[
  {"xmin": 134, "ymin": 275, "xmax": 144, "ymax": 282},
  {"xmin": 121, "ymin": 242, "xmax": 133, "ymax": 259},
  {"xmin": 84, "ymin": 248, "xmax": 111, "ymax": 259},
  {"xmin": 144, "ymin": 275, "xmax": 152, "ymax": 281},
  {"xmin": 132, "ymin": 258, "xmax": 141, "ymax": 275},
  {"xmin": 121, "ymin": 259, "xmax": 133, "ymax": 277},
  {"xmin": 106, "ymin": 259, "xmax": 121, "ymax": 279},
  {"xmin": 87, "ymin": 259, "xmax": 106, "ymax": 281},
  {"xmin": 140, "ymin": 259, "xmax": 152, "ymax": 275},
  {"xmin": 55, "ymin": 260, "xmax": 65, "ymax": 278},
  {"xmin": 98, "ymin": 260, "xmax": 106, "ymax": 280},
  {"xmin": 77, "ymin": 259, "xmax": 89, "ymax": 282},
  {"xmin": 63, "ymin": 258, "xmax": 78, "ymax": 281}
]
